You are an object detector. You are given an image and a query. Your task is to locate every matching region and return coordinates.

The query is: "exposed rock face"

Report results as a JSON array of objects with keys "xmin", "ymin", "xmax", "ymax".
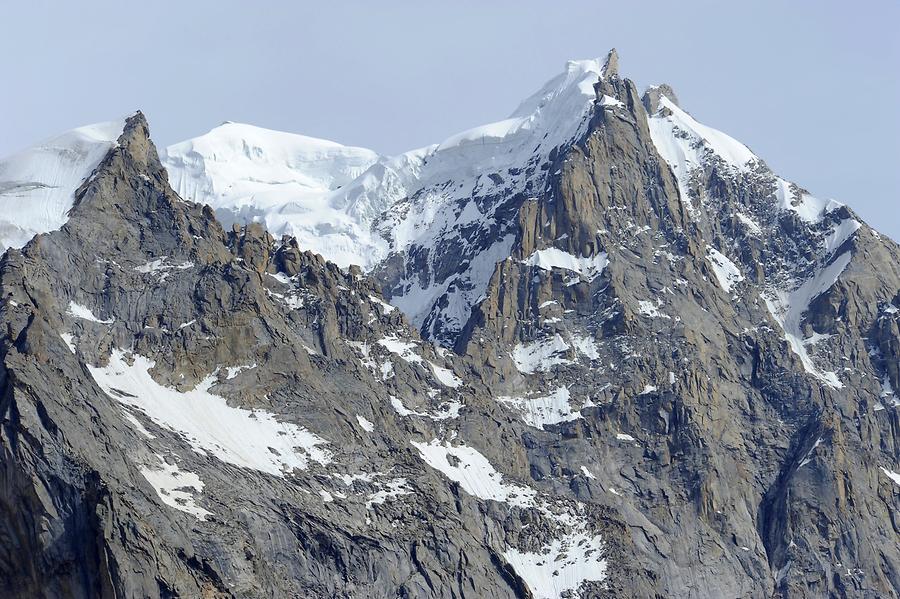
[
  {"xmin": 641, "ymin": 84, "xmax": 679, "ymax": 113},
  {"xmin": 0, "ymin": 114, "xmax": 625, "ymax": 598},
  {"xmin": 1, "ymin": 54, "xmax": 900, "ymax": 599},
  {"xmin": 451, "ymin": 70, "xmax": 900, "ymax": 598}
]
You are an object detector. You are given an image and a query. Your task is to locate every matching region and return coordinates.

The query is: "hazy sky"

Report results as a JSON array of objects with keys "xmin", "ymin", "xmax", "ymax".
[{"xmin": 2, "ymin": 1, "xmax": 897, "ymax": 239}]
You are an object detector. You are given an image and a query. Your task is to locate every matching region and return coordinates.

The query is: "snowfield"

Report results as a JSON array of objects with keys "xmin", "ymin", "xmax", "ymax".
[
  {"xmin": 163, "ymin": 122, "xmax": 384, "ymax": 269},
  {"xmin": 89, "ymin": 349, "xmax": 332, "ymax": 475},
  {"xmin": 0, "ymin": 118, "xmax": 125, "ymax": 250},
  {"xmin": 496, "ymin": 386, "xmax": 581, "ymax": 429}
]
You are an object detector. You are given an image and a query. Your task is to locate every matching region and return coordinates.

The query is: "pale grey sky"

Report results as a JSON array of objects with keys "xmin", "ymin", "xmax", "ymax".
[{"xmin": 2, "ymin": 0, "xmax": 897, "ymax": 239}]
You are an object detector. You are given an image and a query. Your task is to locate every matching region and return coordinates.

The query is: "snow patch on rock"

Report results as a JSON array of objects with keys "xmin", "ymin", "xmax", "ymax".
[
  {"xmin": 67, "ymin": 301, "xmax": 114, "ymax": 324},
  {"xmin": 356, "ymin": 415, "xmax": 375, "ymax": 433},
  {"xmin": 763, "ymin": 252, "xmax": 852, "ymax": 389},
  {"xmin": 706, "ymin": 247, "xmax": 744, "ymax": 293},
  {"xmin": 89, "ymin": 349, "xmax": 331, "ymax": 476},
  {"xmin": 524, "ymin": 248, "xmax": 609, "ymax": 282},
  {"xmin": 512, "ymin": 334, "xmax": 572, "ymax": 374},
  {"xmin": 429, "ymin": 362, "xmax": 463, "ymax": 388},
  {"xmin": 503, "ymin": 531, "xmax": 607, "ymax": 599},
  {"xmin": 880, "ymin": 467, "xmax": 900, "ymax": 487},
  {"xmin": 377, "ymin": 336, "xmax": 424, "ymax": 364},
  {"xmin": 411, "ymin": 439, "xmax": 537, "ymax": 508},
  {"xmin": 496, "ymin": 387, "xmax": 580, "ymax": 429},
  {"xmin": 140, "ymin": 455, "xmax": 212, "ymax": 520}
]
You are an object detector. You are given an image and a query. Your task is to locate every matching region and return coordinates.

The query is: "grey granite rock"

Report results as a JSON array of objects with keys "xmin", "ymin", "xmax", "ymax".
[{"xmin": 1, "ymin": 57, "xmax": 898, "ymax": 599}]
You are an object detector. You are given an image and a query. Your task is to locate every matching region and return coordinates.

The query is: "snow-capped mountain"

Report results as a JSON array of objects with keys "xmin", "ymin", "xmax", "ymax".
[
  {"xmin": 157, "ymin": 57, "xmax": 612, "ymax": 340},
  {"xmin": 162, "ymin": 122, "xmax": 382, "ymax": 268},
  {"xmin": 2, "ymin": 49, "xmax": 899, "ymax": 599},
  {"xmin": 157, "ymin": 52, "xmax": 869, "ymax": 355}
]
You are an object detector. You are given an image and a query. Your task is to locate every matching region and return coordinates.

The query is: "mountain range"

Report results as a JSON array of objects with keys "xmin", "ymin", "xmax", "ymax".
[{"xmin": 1, "ymin": 49, "xmax": 898, "ymax": 598}]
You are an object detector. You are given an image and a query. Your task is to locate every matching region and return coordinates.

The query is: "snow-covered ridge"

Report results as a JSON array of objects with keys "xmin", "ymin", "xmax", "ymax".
[
  {"xmin": 372, "ymin": 59, "xmax": 607, "ymax": 341},
  {"xmin": 645, "ymin": 93, "xmax": 849, "ymax": 230},
  {"xmin": 435, "ymin": 58, "xmax": 602, "ymax": 155},
  {"xmin": 647, "ymin": 96, "xmax": 756, "ymax": 175},
  {"xmin": 0, "ymin": 119, "xmax": 125, "ymax": 251},
  {"xmin": 644, "ymin": 88, "xmax": 867, "ymax": 391}
]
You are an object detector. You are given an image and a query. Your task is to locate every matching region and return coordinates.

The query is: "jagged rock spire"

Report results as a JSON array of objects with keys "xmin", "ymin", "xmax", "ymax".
[{"xmin": 601, "ymin": 48, "xmax": 619, "ymax": 79}]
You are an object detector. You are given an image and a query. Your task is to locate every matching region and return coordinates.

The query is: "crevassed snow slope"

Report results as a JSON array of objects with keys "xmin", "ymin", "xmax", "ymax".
[
  {"xmin": 162, "ymin": 123, "xmax": 382, "ymax": 268},
  {"xmin": 0, "ymin": 119, "xmax": 125, "ymax": 251}
]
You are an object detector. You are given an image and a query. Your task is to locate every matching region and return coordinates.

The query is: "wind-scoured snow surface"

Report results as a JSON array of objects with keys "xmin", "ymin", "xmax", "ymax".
[
  {"xmin": 88, "ymin": 349, "xmax": 331, "ymax": 475},
  {"xmin": 774, "ymin": 177, "xmax": 842, "ymax": 225},
  {"xmin": 0, "ymin": 119, "xmax": 125, "ymax": 251}
]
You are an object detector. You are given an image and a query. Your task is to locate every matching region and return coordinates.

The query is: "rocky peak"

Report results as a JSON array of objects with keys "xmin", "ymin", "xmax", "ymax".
[
  {"xmin": 601, "ymin": 47, "xmax": 619, "ymax": 79},
  {"xmin": 641, "ymin": 83, "xmax": 679, "ymax": 113},
  {"xmin": 2, "ymin": 108, "xmax": 639, "ymax": 597},
  {"xmin": 57, "ymin": 111, "xmax": 232, "ymax": 268},
  {"xmin": 116, "ymin": 111, "xmax": 158, "ymax": 168}
]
